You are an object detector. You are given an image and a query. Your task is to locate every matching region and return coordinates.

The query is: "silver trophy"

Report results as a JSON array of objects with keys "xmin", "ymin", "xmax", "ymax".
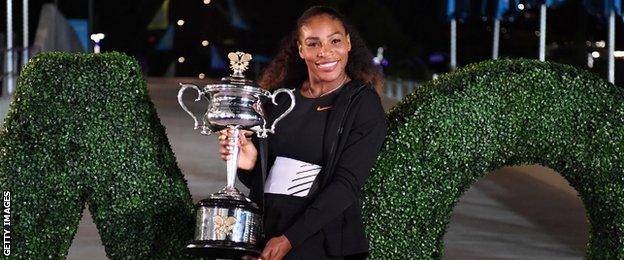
[{"xmin": 177, "ymin": 51, "xmax": 295, "ymax": 258}]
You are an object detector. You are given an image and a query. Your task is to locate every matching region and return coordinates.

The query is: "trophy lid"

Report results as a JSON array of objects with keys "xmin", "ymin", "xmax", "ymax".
[
  {"xmin": 219, "ymin": 51, "xmax": 256, "ymax": 85},
  {"xmin": 205, "ymin": 51, "xmax": 267, "ymax": 95}
]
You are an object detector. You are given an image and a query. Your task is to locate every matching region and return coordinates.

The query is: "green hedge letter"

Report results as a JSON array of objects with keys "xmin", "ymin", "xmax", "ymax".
[
  {"xmin": 0, "ymin": 52, "xmax": 195, "ymax": 259},
  {"xmin": 363, "ymin": 59, "xmax": 624, "ymax": 259}
]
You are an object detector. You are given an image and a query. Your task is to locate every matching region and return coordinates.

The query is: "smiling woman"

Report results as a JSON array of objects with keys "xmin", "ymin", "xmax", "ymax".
[
  {"xmin": 218, "ymin": 6, "xmax": 387, "ymax": 260},
  {"xmin": 258, "ymin": 6, "xmax": 384, "ymax": 96},
  {"xmin": 297, "ymin": 13, "xmax": 352, "ymax": 97}
]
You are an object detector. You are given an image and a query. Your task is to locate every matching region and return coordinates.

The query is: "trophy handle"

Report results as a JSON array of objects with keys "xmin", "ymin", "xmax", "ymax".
[
  {"xmin": 177, "ymin": 83, "xmax": 211, "ymax": 134},
  {"xmin": 256, "ymin": 88, "xmax": 296, "ymax": 138}
]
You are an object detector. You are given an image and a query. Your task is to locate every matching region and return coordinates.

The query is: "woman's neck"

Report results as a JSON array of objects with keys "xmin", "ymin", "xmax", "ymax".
[{"xmin": 304, "ymin": 73, "xmax": 350, "ymax": 98}]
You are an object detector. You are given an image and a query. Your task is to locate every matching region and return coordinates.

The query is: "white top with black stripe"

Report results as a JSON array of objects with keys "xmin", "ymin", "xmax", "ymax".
[{"xmin": 264, "ymin": 156, "xmax": 321, "ymax": 197}]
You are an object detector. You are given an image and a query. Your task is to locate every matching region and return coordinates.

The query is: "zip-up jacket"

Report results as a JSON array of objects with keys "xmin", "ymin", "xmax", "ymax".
[{"xmin": 238, "ymin": 80, "xmax": 387, "ymax": 257}]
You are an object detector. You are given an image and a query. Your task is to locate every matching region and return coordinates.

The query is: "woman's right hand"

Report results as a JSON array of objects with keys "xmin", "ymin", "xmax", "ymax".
[{"xmin": 219, "ymin": 129, "xmax": 258, "ymax": 171}]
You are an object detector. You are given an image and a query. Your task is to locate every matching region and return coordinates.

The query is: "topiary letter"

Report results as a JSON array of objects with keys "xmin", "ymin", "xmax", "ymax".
[
  {"xmin": 363, "ymin": 59, "xmax": 624, "ymax": 259},
  {"xmin": 0, "ymin": 52, "xmax": 195, "ymax": 259}
]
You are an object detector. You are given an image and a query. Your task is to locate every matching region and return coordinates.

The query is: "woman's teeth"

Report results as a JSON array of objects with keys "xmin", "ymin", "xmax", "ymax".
[{"xmin": 318, "ymin": 61, "xmax": 338, "ymax": 68}]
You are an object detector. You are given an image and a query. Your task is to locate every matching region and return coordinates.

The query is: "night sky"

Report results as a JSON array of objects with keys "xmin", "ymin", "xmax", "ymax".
[{"xmin": 1, "ymin": 0, "xmax": 622, "ymax": 84}]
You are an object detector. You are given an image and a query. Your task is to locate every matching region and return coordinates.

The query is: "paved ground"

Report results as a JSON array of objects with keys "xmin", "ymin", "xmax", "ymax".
[
  {"xmin": 0, "ymin": 96, "xmax": 9, "ymax": 128},
  {"xmin": 444, "ymin": 165, "xmax": 587, "ymax": 259},
  {"xmin": 0, "ymin": 78, "xmax": 588, "ymax": 259}
]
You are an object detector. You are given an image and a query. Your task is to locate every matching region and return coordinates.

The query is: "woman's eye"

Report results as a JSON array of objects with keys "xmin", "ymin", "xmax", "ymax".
[
  {"xmin": 307, "ymin": 42, "xmax": 319, "ymax": 47},
  {"xmin": 332, "ymin": 39, "xmax": 341, "ymax": 44}
]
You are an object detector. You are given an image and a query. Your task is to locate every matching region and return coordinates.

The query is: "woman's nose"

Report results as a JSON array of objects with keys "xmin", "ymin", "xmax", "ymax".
[{"xmin": 317, "ymin": 44, "xmax": 331, "ymax": 57}]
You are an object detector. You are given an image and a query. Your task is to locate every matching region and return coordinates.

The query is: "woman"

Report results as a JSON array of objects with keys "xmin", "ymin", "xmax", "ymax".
[{"xmin": 219, "ymin": 6, "xmax": 386, "ymax": 260}]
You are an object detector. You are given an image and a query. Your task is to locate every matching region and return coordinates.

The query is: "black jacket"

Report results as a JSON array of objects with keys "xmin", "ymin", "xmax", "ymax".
[{"xmin": 238, "ymin": 80, "xmax": 387, "ymax": 257}]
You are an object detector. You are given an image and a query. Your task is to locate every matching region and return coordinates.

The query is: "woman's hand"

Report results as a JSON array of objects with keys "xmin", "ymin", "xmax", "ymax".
[
  {"xmin": 218, "ymin": 129, "xmax": 257, "ymax": 170},
  {"xmin": 259, "ymin": 235, "xmax": 292, "ymax": 260}
]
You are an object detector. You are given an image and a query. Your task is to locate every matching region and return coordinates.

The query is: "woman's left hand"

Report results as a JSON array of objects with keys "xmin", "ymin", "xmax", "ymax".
[{"xmin": 260, "ymin": 235, "xmax": 292, "ymax": 260}]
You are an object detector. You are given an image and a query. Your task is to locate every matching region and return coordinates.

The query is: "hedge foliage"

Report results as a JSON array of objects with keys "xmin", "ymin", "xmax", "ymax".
[
  {"xmin": 362, "ymin": 59, "xmax": 624, "ymax": 259},
  {"xmin": 0, "ymin": 52, "xmax": 195, "ymax": 258}
]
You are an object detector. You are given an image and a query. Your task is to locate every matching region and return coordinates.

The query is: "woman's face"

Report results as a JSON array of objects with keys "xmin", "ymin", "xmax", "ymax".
[{"xmin": 297, "ymin": 14, "xmax": 351, "ymax": 83}]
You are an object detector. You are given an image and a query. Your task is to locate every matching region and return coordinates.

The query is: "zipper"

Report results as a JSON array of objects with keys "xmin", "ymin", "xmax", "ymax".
[{"xmin": 325, "ymin": 84, "xmax": 368, "ymax": 176}]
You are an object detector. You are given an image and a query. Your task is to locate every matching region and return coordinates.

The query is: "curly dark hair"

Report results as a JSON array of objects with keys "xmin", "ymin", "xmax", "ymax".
[{"xmin": 258, "ymin": 6, "xmax": 384, "ymax": 94}]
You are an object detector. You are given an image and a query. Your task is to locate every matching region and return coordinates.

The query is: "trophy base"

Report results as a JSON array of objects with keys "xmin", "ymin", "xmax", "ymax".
[
  {"xmin": 186, "ymin": 240, "xmax": 261, "ymax": 258},
  {"xmin": 188, "ymin": 187, "xmax": 263, "ymax": 259},
  {"xmin": 209, "ymin": 186, "xmax": 253, "ymax": 202}
]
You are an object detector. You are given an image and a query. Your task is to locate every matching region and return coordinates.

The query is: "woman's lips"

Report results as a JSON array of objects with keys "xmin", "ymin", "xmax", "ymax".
[{"xmin": 316, "ymin": 61, "xmax": 338, "ymax": 72}]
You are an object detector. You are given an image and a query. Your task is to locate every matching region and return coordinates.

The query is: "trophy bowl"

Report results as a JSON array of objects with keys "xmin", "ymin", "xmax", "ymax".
[
  {"xmin": 178, "ymin": 51, "xmax": 295, "ymax": 258},
  {"xmin": 203, "ymin": 84, "xmax": 266, "ymax": 129}
]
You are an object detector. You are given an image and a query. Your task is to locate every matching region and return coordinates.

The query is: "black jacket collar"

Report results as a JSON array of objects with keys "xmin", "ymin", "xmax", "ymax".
[{"xmin": 263, "ymin": 80, "xmax": 369, "ymax": 195}]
